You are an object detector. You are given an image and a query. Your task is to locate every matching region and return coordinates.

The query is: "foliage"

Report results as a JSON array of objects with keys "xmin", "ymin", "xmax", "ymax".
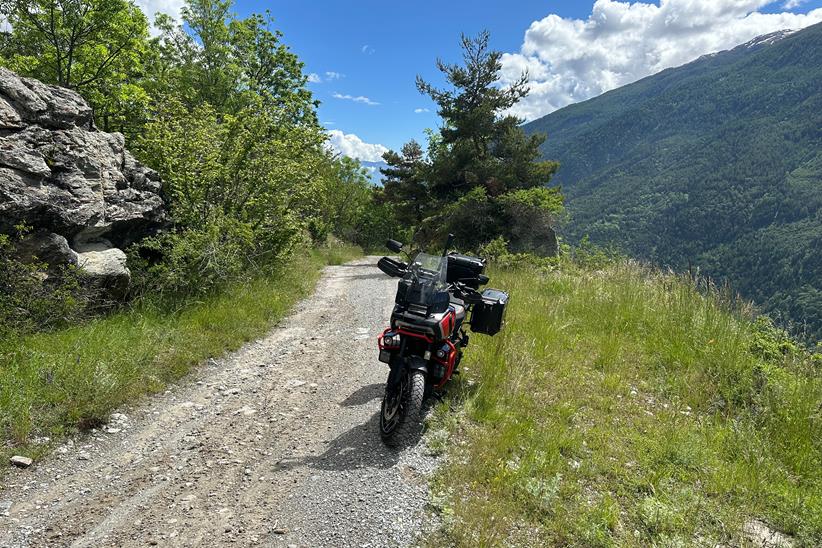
[
  {"xmin": 351, "ymin": 188, "xmax": 413, "ymax": 251},
  {"xmin": 147, "ymin": 2, "xmax": 317, "ymax": 123},
  {"xmin": 129, "ymin": 213, "xmax": 268, "ymax": 297},
  {"xmin": 0, "ymin": 230, "xmax": 86, "ymax": 336},
  {"xmin": 312, "ymin": 156, "xmax": 374, "ymax": 243},
  {"xmin": 476, "ymin": 237, "xmax": 559, "ymax": 271},
  {"xmin": 381, "ymin": 32, "xmax": 563, "ymax": 253},
  {"xmin": 134, "ymin": 97, "xmax": 322, "ymax": 231},
  {"xmin": 524, "ymin": 23, "xmax": 822, "ymax": 342},
  {"xmin": 380, "ymin": 140, "xmax": 429, "ymax": 226},
  {"xmin": 428, "ymin": 260, "xmax": 822, "ymax": 546},
  {"xmin": 124, "ymin": 0, "xmax": 367, "ymax": 297},
  {"xmin": 0, "ymin": 0, "xmax": 151, "ymax": 132}
]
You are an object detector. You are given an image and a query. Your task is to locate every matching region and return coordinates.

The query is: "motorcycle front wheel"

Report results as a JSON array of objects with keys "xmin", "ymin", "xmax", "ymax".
[{"xmin": 379, "ymin": 370, "xmax": 425, "ymax": 447}]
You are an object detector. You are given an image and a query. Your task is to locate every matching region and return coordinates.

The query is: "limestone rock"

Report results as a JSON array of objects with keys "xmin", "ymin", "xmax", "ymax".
[
  {"xmin": 10, "ymin": 455, "xmax": 33, "ymax": 468},
  {"xmin": 0, "ymin": 68, "xmax": 168, "ymax": 298},
  {"xmin": 15, "ymin": 231, "xmax": 79, "ymax": 270},
  {"xmin": 75, "ymin": 241, "xmax": 131, "ymax": 299}
]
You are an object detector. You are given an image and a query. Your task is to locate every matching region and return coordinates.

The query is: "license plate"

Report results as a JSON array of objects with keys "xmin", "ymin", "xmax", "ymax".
[{"xmin": 379, "ymin": 349, "xmax": 392, "ymax": 364}]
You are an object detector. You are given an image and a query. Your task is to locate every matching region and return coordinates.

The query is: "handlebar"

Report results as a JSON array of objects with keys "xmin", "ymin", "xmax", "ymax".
[{"xmin": 452, "ymin": 281, "xmax": 484, "ymax": 305}]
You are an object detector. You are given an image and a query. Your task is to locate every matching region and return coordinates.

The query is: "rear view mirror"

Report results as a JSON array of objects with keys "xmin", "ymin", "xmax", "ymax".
[{"xmin": 386, "ymin": 239, "xmax": 404, "ymax": 253}]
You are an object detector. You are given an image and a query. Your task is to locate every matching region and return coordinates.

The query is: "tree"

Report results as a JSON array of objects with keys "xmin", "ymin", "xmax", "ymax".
[
  {"xmin": 410, "ymin": 31, "xmax": 563, "ymax": 253},
  {"xmin": 0, "ymin": 0, "xmax": 150, "ymax": 131},
  {"xmin": 146, "ymin": 0, "xmax": 317, "ymax": 124},
  {"xmin": 416, "ymin": 31, "xmax": 558, "ymax": 201},
  {"xmin": 380, "ymin": 140, "xmax": 430, "ymax": 225}
]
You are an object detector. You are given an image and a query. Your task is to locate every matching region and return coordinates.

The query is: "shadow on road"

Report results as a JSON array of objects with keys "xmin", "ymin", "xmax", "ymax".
[
  {"xmin": 275, "ymin": 411, "xmax": 406, "ymax": 472},
  {"xmin": 340, "ymin": 383, "xmax": 383, "ymax": 407}
]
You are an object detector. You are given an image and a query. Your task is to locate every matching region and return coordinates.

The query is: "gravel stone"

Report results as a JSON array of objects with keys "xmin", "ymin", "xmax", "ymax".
[{"xmin": 9, "ymin": 456, "xmax": 33, "ymax": 468}]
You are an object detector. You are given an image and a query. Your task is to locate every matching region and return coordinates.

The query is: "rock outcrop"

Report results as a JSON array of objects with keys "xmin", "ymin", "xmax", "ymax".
[{"xmin": 0, "ymin": 68, "xmax": 167, "ymax": 297}]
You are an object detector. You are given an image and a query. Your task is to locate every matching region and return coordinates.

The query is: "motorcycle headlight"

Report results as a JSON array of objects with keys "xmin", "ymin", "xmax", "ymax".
[{"xmin": 436, "ymin": 348, "xmax": 447, "ymax": 359}]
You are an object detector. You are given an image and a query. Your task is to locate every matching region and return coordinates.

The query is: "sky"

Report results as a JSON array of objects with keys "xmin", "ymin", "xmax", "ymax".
[{"xmin": 136, "ymin": 0, "xmax": 822, "ymax": 161}]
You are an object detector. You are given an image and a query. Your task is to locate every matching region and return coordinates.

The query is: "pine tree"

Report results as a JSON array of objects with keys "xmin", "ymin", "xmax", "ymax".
[
  {"xmin": 416, "ymin": 31, "xmax": 558, "ymax": 202},
  {"xmin": 380, "ymin": 140, "xmax": 429, "ymax": 226},
  {"xmin": 411, "ymin": 31, "xmax": 563, "ymax": 253}
]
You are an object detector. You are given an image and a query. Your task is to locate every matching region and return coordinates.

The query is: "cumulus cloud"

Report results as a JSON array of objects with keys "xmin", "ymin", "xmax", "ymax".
[
  {"xmin": 135, "ymin": 0, "xmax": 186, "ymax": 25},
  {"xmin": 307, "ymin": 73, "xmax": 322, "ymax": 83},
  {"xmin": 361, "ymin": 45, "xmax": 375, "ymax": 55},
  {"xmin": 332, "ymin": 92, "xmax": 380, "ymax": 106},
  {"xmin": 501, "ymin": 0, "xmax": 822, "ymax": 121},
  {"xmin": 325, "ymin": 71, "xmax": 343, "ymax": 80},
  {"xmin": 414, "ymin": 108, "xmax": 430, "ymax": 113},
  {"xmin": 783, "ymin": 0, "xmax": 806, "ymax": 8},
  {"xmin": 327, "ymin": 130, "xmax": 389, "ymax": 162}
]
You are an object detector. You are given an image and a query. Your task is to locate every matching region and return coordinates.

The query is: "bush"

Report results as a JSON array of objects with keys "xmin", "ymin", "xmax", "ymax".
[
  {"xmin": 129, "ymin": 213, "xmax": 299, "ymax": 298},
  {"xmin": 0, "ymin": 231, "xmax": 86, "ymax": 335},
  {"xmin": 477, "ymin": 237, "xmax": 559, "ymax": 272}
]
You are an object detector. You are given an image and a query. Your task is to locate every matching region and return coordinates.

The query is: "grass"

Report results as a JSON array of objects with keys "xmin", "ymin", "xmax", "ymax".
[
  {"xmin": 0, "ymin": 243, "xmax": 362, "ymax": 469},
  {"xmin": 428, "ymin": 260, "xmax": 822, "ymax": 547}
]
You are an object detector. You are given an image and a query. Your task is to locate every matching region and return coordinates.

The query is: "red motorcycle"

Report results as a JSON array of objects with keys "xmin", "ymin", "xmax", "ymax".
[{"xmin": 375, "ymin": 235, "xmax": 508, "ymax": 446}]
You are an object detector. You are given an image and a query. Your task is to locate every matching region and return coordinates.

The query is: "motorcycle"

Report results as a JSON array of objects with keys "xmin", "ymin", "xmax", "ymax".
[{"xmin": 375, "ymin": 234, "xmax": 509, "ymax": 446}]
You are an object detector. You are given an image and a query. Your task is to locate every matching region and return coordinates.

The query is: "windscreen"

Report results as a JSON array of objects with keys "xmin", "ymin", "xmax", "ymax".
[{"xmin": 403, "ymin": 253, "xmax": 448, "ymax": 311}]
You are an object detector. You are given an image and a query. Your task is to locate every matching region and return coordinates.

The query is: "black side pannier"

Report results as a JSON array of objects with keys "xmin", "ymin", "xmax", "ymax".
[
  {"xmin": 447, "ymin": 253, "xmax": 486, "ymax": 287},
  {"xmin": 470, "ymin": 288, "xmax": 509, "ymax": 335}
]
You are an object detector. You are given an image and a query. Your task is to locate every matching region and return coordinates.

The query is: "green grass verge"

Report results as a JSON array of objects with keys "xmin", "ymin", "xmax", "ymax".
[
  {"xmin": 428, "ymin": 261, "xmax": 821, "ymax": 547},
  {"xmin": 0, "ymin": 243, "xmax": 362, "ymax": 468}
]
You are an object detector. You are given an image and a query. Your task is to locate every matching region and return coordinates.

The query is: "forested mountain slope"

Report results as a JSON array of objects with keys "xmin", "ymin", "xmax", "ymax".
[{"xmin": 524, "ymin": 22, "xmax": 822, "ymax": 341}]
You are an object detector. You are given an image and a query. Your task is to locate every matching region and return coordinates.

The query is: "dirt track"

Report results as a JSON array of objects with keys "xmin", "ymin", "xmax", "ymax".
[{"xmin": 0, "ymin": 257, "xmax": 439, "ymax": 547}]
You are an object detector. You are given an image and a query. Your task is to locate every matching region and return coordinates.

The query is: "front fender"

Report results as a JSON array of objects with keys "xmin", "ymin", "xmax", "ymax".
[
  {"xmin": 386, "ymin": 354, "xmax": 428, "ymax": 392},
  {"xmin": 406, "ymin": 355, "xmax": 429, "ymax": 374}
]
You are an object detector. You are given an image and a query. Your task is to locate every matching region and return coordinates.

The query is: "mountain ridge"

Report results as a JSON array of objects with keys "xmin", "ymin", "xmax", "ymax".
[{"xmin": 524, "ymin": 22, "xmax": 822, "ymax": 340}]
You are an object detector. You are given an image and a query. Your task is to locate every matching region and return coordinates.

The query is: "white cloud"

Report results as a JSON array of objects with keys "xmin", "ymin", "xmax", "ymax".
[
  {"xmin": 361, "ymin": 44, "xmax": 375, "ymax": 55},
  {"xmin": 308, "ymin": 71, "xmax": 343, "ymax": 83},
  {"xmin": 783, "ymin": 0, "xmax": 806, "ymax": 8},
  {"xmin": 327, "ymin": 130, "xmax": 389, "ymax": 162},
  {"xmin": 135, "ymin": 0, "xmax": 185, "ymax": 26},
  {"xmin": 414, "ymin": 108, "xmax": 430, "ymax": 113},
  {"xmin": 332, "ymin": 92, "xmax": 380, "ymax": 106},
  {"xmin": 501, "ymin": 0, "xmax": 822, "ymax": 121}
]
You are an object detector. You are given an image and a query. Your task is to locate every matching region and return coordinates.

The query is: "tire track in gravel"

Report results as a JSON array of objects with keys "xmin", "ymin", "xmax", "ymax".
[{"xmin": 0, "ymin": 257, "xmax": 440, "ymax": 548}]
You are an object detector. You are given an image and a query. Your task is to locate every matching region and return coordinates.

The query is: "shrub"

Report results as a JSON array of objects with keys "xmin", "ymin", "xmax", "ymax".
[
  {"xmin": 128, "ymin": 213, "xmax": 296, "ymax": 298},
  {"xmin": 0, "ymin": 231, "xmax": 86, "ymax": 335}
]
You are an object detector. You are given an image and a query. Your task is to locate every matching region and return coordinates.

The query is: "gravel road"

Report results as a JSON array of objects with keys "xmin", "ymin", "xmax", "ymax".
[{"xmin": 0, "ymin": 257, "xmax": 440, "ymax": 548}]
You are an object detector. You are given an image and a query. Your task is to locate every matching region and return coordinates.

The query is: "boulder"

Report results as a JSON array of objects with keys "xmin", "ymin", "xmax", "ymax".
[
  {"xmin": 75, "ymin": 241, "xmax": 131, "ymax": 299},
  {"xmin": 0, "ymin": 68, "xmax": 168, "ymax": 297},
  {"xmin": 15, "ymin": 231, "xmax": 79, "ymax": 270}
]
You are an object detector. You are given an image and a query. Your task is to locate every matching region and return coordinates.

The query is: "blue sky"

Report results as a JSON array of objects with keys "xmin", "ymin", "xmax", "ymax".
[
  {"xmin": 141, "ymin": 0, "xmax": 822, "ymax": 159},
  {"xmin": 231, "ymin": 0, "xmax": 591, "ymax": 153}
]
